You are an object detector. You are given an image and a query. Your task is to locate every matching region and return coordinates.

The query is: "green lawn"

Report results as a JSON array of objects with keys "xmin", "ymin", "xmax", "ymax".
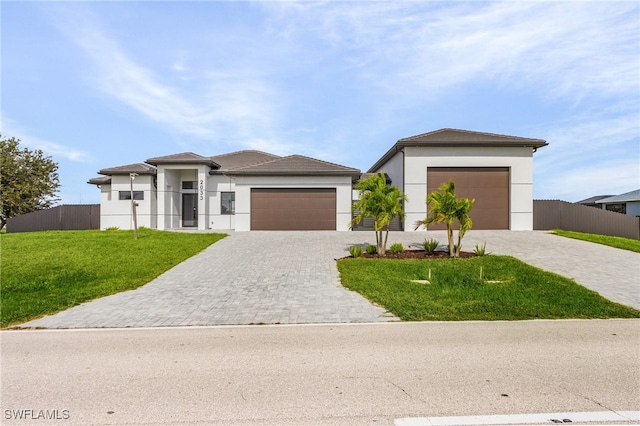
[
  {"xmin": 337, "ymin": 256, "xmax": 640, "ymax": 321},
  {"xmin": 0, "ymin": 229, "xmax": 226, "ymax": 327},
  {"xmin": 551, "ymin": 229, "xmax": 640, "ymax": 253}
]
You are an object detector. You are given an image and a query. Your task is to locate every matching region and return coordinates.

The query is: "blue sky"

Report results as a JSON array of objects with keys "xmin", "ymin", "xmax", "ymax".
[{"xmin": 2, "ymin": 1, "xmax": 638, "ymax": 204}]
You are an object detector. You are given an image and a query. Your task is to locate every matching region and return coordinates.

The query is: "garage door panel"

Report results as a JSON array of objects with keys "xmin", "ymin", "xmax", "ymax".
[
  {"xmin": 427, "ymin": 167, "xmax": 509, "ymax": 230},
  {"xmin": 251, "ymin": 188, "xmax": 336, "ymax": 230}
]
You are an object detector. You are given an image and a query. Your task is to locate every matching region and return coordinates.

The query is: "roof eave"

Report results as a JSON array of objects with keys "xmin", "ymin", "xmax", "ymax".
[
  {"xmin": 98, "ymin": 170, "xmax": 157, "ymax": 176},
  {"xmin": 368, "ymin": 139, "xmax": 548, "ymax": 173},
  {"xmin": 224, "ymin": 170, "xmax": 361, "ymax": 177},
  {"xmin": 88, "ymin": 177, "xmax": 112, "ymax": 185},
  {"xmin": 146, "ymin": 159, "xmax": 221, "ymax": 168}
]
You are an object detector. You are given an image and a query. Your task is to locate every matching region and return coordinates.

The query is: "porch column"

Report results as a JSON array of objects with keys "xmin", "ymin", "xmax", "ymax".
[
  {"xmin": 197, "ymin": 166, "xmax": 208, "ymax": 230},
  {"xmin": 156, "ymin": 169, "xmax": 166, "ymax": 230}
]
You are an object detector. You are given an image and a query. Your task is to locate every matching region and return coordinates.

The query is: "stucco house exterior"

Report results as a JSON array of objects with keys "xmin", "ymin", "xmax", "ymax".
[
  {"xmin": 89, "ymin": 150, "xmax": 360, "ymax": 231},
  {"xmin": 368, "ymin": 128, "xmax": 548, "ymax": 231},
  {"xmin": 88, "ymin": 128, "xmax": 547, "ymax": 232},
  {"xmin": 595, "ymin": 189, "xmax": 640, "ymax": 216}
]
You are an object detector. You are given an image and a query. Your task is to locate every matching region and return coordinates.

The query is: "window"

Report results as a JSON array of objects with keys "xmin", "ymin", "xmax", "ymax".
[
  {"xmin": 221, "ymin": 192, "xmax": 235, "ymax": 215},
  {"xmin": 605, "ymin": 203, "xmax": 626, "ymax": 214},
  {"xmin": 182, "ymin": 181, "xmax": 198, "ymax": 190},
  {"xmin": 119, "ymin": 191, "xmax": 144, "ymax": 200}
]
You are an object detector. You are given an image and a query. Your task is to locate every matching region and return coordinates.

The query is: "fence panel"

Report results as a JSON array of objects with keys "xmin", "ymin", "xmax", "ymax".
[
  {"xmin": 534, "ymin": 200, "xmax": 640, "ymax": 240},
  {"xmin": 6, "ymin": 205, "xmax": 100, "ymax": 233}
]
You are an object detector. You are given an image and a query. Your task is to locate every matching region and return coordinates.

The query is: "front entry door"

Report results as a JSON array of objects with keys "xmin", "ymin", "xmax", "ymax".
[{"xmin": 182, "ymin": 194, "xmax": 198, "ymax": 227}]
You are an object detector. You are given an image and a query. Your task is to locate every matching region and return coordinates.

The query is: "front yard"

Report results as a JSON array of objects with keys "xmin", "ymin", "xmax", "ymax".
[
  {"xmin": 552, "ymin": 229, "xmax": 640, "ymax": 253},
  {"xmin": 337, "ymin": 255, "xmax": 640, "ymax": 321},
  {"xmin": 0, "ymin": 229, "xmax": 225, "ymax": 327}
]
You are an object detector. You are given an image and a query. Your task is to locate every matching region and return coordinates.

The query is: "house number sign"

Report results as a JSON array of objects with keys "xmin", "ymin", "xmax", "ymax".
[{"xmin": 199, "ymin": 180, "xmax": 204, "ymax": 201}]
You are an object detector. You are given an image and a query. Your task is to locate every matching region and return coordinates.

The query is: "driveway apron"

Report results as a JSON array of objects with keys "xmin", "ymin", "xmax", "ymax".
[{"xmin": 20, "ymin": 230, "xmax": 639, "ymax": 329}]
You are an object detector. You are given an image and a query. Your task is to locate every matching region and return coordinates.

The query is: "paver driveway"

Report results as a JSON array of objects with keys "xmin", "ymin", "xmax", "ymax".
[
  {"xmin": 21, "ymin": 230, "xmax": 639, "ymax": 329},
  {"xmin": 21, "ymin": 232, "xmax": 398, "ymax": 328}
]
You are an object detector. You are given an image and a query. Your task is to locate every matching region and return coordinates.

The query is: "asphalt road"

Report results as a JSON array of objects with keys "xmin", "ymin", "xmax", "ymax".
[{"xmin": 1, "ymin": 320, "xmax": 639, "ymax": 425}]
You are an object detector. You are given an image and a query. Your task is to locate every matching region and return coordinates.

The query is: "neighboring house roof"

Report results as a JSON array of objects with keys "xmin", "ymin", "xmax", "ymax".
[
  {"xmin": 210, "ymin": 150, "xmax": 281, "ymax": 171},
  {"xmin": 88, "ymin": 176, "xmax": 112, "ymax": 185},
  {"xmin": 358, "ymin": 172, "xmax": 392, "ymax": 184},
  {"xmin": 223, "ymin": 155, "xmax": 361, "ymax": 177},
  {"xmin": 368, "ymin": 128, "xmax": 548, "ymax": 173},
  {"xmin": 146, "ymin": 152, "xmax": 220, "ymax": 168},
  {"xmin": 596, "ymin": 189, "xmax": 640, "ymax": 204},
  {"xmin": 98, "ymin": 163, "xmax": 157, "ymax": 176},
  {"xmin": 577, "ymin": 195, "xmax": 614, "ymax": 204}
]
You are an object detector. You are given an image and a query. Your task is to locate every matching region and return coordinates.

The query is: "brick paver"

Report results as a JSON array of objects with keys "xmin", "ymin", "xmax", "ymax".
[
  {"xmin": 20, "ymin": 230, "xmax": 639, "ymax": 329},
  {"xmin": 21, "ymin": 232, "xmax": 398, "ymax": 328}
]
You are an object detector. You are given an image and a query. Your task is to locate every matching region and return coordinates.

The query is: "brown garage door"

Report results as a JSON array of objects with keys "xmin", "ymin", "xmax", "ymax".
[
  {"xmin": 251, "ymin": 188, "xmax": 336, "ymax": 230},
  {"xmin": 427, "ymin": 167, "xmax": 509, "ymax": 230}
]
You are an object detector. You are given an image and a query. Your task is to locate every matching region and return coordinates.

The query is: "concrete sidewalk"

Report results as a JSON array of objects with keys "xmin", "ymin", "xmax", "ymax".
[{"xmin": 19, "ymin": 230, "xmax": 640, "ymax": 329}]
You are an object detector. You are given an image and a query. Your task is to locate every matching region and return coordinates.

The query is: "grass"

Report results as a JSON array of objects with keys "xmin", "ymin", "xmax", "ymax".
[
  {"xmin": 337, "ymin": 256, "xmax": 640, "ymax": 321},
  {"xmin": 551, "ymin": 229, "xmax": 640, "ymax": 253},
  {"xmin": 0, "ymin": 228, "xmax": 226, "ymax": 327}
]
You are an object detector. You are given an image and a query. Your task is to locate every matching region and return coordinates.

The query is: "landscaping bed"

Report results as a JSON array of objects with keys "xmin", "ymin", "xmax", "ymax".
[{"xmin": 360, "ymin": 249, "xmax": 476, "ymax": 259}]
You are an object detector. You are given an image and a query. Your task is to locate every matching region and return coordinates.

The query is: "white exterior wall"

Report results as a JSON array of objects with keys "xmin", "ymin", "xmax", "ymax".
[
  {"xmin": 98, "ymin": 175, "xmax": 156, "ymax": 230},
  {"xmin": 156, "ymin": 168, "xmax": 180, "ymax": 230},
  {"xmin": 155, "ymin": 166, "xmax": 210, "ymax": 230},
  {"xmin": 401, "ymin": 146, "xmax": 535, "ymax": 231},
  {"xmin": 233, "ymin": 175, "xmax": 354, "ymax": 232},
  {"xmin": 206, "ymin": 174, "xmax": 236, "ymax": 230}
]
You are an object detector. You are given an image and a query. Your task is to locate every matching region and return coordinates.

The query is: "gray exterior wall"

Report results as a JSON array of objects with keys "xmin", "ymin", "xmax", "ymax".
[{"xmin": 626, "ymin": 201, "xmax": 640, "ymax": 217}]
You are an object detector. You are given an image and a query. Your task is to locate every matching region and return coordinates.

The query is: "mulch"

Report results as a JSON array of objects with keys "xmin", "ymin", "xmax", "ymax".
[{"xmin": 360, "ymin": 250, "xmax": 476, "ymax": 259}]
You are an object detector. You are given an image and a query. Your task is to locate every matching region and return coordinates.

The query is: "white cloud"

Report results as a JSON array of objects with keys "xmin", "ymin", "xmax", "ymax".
[
  {"xmin": 266, "ymin": 1, "xmax": 639, "ymax": 102},
  {"xmin": 533, "ymin": 110, "xmax": 639, "ymax": 201},
  {"xmin": 0, "ymin": 115, "xmax": 89, "ymax": 162},
  {"xmin": 535, "ymin": 158, "xmax": 639, "ymax": 202},
  {"xmin": 51, "ymin": 8, "xmax": 283, "ymax": 146}
]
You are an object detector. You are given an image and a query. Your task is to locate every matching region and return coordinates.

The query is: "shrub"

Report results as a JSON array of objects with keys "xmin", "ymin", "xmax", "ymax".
[
  {"xmin": 389, "ymin": 243, "xmax": 404, "ymax": 254},
  {"xmin": 422, "ymin": 238, "xmax": 439, "ymax": 254},
  {"xmin": 365, "ymin": 245, "xmax": 377, "ymax": 255},
  {"xmin": 105, "ymin": 227, "xmax": 120, "ymax": 231},
  {"xmin": 349, "ymin": 245, "xmax": 363, "ymax": 258},
  {"xmin": 474, "ymin": 242, "xmax": 490, "ymax": 256}
]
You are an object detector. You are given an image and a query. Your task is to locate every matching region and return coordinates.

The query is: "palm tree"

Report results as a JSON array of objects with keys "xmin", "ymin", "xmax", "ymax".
[
  {"xmin": 415, "ymin": 180, "xmax": 474, "ymax": 257},
  {"xmin": 351, "ymin": 172, "xmax": 408, "ymax": 255}
]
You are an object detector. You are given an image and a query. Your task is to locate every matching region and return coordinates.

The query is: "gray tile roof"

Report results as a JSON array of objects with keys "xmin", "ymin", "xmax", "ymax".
[
  {"xmin": 210, "ymin": 150, "xmax": 281, "ymax": 171},
  {"xmin": 146, "ymin": 152, "xmax": 220, "ymax": 167},
  {"xmin": 98, "ymin": 163, "xmax": 157, "ymax": 176},
  {"xmin": 224, "ymin": 155, "xmax": 361, "ymax": 176},
  {"xmin": 369, "ymin": 128, "xmax": 548, "ymax": 173},
  {"xmin": 596, "ymin": 189, "xmax": 640, "ymax": 204},
  {"xmin": 577, "ymin": 195, "xmax": 614, "ymax": 204},
  {"xmin": 87, "ymin": 176, "xmax": 112, "ymax": 185},
  {"xmin": 399, "ymin": 128, "xmax": 548, "ymax": 147}
]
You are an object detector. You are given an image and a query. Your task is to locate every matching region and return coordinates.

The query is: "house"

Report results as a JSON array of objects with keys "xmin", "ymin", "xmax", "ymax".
[
  {"xmin": 89, "ymin": 151, "xmax": 360, "ymax": 231},
  {"xmin": 595, "ymin": 189, "xmax": 640, "ymax": 216},
  {"xmin": 88, "ymin": 128, "xmax": 547, "ymax": 232},
  {"xmin": 577, "ymin": 195, "xmax": 615, "ymax": 209},
  {"xmin": 368, "ymin": 128, "xmax": 548, "ymax": 231}
]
